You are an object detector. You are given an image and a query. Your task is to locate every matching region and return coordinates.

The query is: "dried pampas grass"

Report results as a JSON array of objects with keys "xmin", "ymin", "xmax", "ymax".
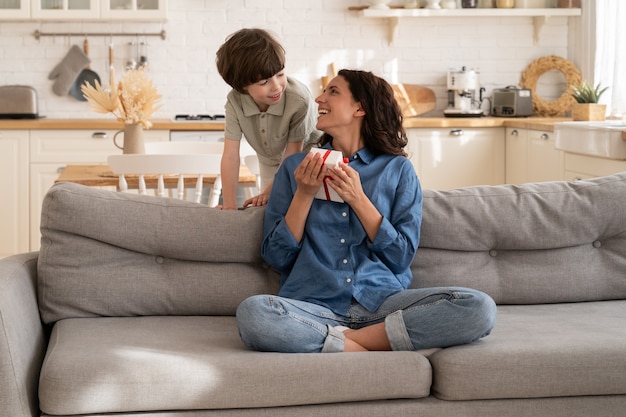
[{"xmin": 81, "ymin": 68, "xmax": 162, "ymax": 129}]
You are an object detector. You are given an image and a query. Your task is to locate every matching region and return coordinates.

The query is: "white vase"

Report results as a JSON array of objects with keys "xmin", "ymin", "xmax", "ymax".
[{"xmin": 425, "ymin": 0, "xmax": 442, "ymax": 9}]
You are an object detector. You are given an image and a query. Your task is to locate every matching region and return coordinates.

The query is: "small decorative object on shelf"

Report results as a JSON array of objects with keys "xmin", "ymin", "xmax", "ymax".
[
  {"xmin": 425, "ymin": 0, "xmax": 441, "ymax": 8},
  {"xmin": 496, "ymin": 0, "xmax": 515, "ymax": 7},
  {"xmin": 366, "ymin": 0, "xmax": 391, "ymax": 9},
  {"xmin": 462, "ymin": 0, "xmax": 478, "ymax": 7},
  {"xmin": 569, "ymin": 80, "xmax": 608, "ymax": 121}
]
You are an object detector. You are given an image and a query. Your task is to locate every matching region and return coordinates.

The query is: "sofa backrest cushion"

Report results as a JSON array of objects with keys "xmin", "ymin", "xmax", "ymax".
[
  {"xmin": 38, "ymin": 183, "xmax": 279, "ymax": 324},
  {"xmin": 410, "ymin": 172, "xmax": 626, "ymax": 304}
]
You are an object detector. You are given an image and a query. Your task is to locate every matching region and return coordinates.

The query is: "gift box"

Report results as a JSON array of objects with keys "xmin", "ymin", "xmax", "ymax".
[{"xmin": 310, "ymin": 148, "xmax": 345, "ymax": 203}]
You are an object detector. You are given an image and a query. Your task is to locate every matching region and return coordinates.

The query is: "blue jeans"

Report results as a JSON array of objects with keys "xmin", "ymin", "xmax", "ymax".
[{"xmin": 236, "ymin": 287, "xmax": 496, "ymax": 353}]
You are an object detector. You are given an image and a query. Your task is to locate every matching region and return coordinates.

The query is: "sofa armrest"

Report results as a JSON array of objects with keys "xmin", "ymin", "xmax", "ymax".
[{"xmin": 0, "ymin": 252, "xmax": 46, "ymax": 417}]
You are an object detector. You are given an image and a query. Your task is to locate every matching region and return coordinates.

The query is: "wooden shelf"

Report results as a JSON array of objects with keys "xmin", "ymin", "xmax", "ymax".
[{"xmin": 349, "ymin": 7, "xmax": 582, "ymax": 44}]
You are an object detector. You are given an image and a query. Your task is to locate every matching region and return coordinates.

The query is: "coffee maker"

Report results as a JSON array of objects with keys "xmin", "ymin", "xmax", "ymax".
[{"xmin": 444, "ymin": 66, "xmax": 484, "ymax": 117}]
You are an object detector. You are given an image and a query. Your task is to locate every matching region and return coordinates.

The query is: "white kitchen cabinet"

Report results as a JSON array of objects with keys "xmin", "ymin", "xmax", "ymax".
[
  {"xmin": 29, "ymin": 128, "xmax": 168, "ymax": 251},
  {"xmin": 505, "ymin": 127, "xmax": 564, "ymax": 184},
  {"xmin": 31, "ymin": 0, "xmax": 100, "ymax": 20},
  {"xmin": 0, "ymin": 130, "xmax": 29, "ymax": 258},
  {"xmin": 0, "ymin": 0, "xmax": 30, "ymax": 19},
  {"xmin": 101, "ymin": 0, "xmax": 167, "ymax": 20},
  {"xmin": 563, "ymin": 153, "xmax": 626, "ymax": 182},
  {"xmin": 406, "ymin": 127, "xmax": 505, "ymax": 190},
  {"xmin": 2, "ymin": 0, "xmax": 166, "ymax": 20}
]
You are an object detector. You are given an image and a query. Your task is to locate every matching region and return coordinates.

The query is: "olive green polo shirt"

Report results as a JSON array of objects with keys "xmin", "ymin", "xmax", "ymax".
[{"xmin": 223, "ymin": 77, "xmax": 321, "ymax": 167}]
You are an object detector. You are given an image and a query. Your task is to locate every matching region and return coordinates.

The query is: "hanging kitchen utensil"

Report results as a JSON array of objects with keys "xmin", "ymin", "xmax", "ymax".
[
  {"xmin": 392, "ymin": 84, "xmax": 437, "ymax": 117},
  {"xmin": 70, "ymin": 38, "xmax": 101, "ymax": 101}
]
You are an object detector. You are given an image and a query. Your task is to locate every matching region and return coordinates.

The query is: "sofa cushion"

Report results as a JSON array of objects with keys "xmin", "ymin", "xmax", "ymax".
[
  {"xmin": 38, "ymin": 316, "xmax": 432, "ymax": 415},
  {"xmin": 411, "ymin": 173, "xmax": 626, "ymax": 304},
  {"xmin": 430, "ymin": 300, "xmax": 626, "ymax": 400},
  {"xmin": 38, "ymin": 183, "xmax": 279, "ymax": 324}
]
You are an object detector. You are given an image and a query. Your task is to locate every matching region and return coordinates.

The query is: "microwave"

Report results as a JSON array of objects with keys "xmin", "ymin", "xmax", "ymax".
[{"xmin": 491, "ymin": 87, "xmax": 533, "ymax": 117}]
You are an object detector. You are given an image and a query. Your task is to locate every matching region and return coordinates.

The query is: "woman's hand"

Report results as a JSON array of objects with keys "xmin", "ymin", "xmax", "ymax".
[
  {"xmin": 327, "ymin": 161, "xmax": 365, "ymax": 206},
  {"xmin": 294, "ymin": 152, "xmax": 327, "ymax": 197}
]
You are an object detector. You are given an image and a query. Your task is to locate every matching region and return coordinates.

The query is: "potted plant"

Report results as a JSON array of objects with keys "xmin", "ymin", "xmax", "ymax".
[{"xmin": 569, "ymin": 81, "xmax": 609, "ymax": 121}]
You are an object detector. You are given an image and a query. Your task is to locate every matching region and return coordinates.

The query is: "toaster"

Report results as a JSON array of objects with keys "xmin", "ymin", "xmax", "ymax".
[
  {"xmin": 0, "ymin": 85, "xmax": 40, "ymax": 119},
  {"xmin": 491, "ymin": 87, "xmax": 533, "ymax": 117}
]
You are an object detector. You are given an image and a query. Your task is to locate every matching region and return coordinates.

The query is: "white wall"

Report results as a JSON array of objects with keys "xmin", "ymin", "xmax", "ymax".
[{"xmin": 0, "ymin": 0, "xmax": 574, "ymax": 119}]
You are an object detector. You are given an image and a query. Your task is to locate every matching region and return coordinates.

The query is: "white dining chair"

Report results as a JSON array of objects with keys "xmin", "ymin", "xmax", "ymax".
[
  {"xmin": 243, "ymin": 154, "xmax": 262, "ymax": 198},
  {"xmin": 108, "ymin": 142, "xmax": 224, "ymax": 206}
]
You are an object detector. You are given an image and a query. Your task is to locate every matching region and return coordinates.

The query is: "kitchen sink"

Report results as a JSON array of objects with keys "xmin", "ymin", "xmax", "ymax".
[{"xmin": 554, "ymin": 121, "xmax": 626, "ymax": 160}]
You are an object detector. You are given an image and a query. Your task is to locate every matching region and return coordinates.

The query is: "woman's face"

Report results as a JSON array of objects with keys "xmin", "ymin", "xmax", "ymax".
[
  {"xmin": 315, "ymin": 75, "xmax": 363, "ymax": 133},
  {"xmin": 244, "ymin": 71, "xmax": 287, "ymax": 112}
]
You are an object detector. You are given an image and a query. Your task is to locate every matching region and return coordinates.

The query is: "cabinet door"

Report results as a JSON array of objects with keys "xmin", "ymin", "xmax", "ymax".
[
  {"xmin": 505, "ymin": 128, "xmax": 528, "ymax": 184},
  {"xmin": 101, "ymin": 0, "xmax": 167, "ymax": 20},
  {"xmin": 0, "ymin": 0, "xmax": 30, "ymax": 19},
  {"xmin": 410, "ymin": 128, "xmax": 505, "ymax": 190},
  {"xmin": 29, "ymin": 129, "xmax": 168, "ymax": 251},
  {"xmin": 527, "ymin": 130, "xmax": 564, "ymax": 183},
  {"xmin": 31, "ymin": 0, "xmax": 100, "ymax": 20},
  {"xmin": 0, "ymin": 131, "xmax": 29, "ymax": 258}
]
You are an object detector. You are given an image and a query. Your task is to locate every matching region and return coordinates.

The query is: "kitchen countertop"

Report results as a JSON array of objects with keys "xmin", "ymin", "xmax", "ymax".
[{"xmin": 0, "ymin": 117, "xmax": 570, "ymax": 132}]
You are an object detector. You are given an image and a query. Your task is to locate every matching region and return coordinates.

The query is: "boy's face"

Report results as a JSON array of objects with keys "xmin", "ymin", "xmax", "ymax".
[{"xmin": 245, "ymin": 71, "xmax": 287, "ymax": 112}]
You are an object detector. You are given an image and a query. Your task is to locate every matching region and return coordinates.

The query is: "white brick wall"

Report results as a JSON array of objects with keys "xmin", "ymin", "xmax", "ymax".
[{"xmin": 0, "ymin": 0, "xmax": 572, "ymax": 119}]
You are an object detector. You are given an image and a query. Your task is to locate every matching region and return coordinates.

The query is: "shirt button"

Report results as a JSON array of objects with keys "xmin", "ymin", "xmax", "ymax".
[
  {"xmin": 340, "ymin": 238, "xmax": 346, "ymax": 244},
  {"xmin": 342, "ymin": 212, "xmax": 347, "ymax": 217},
  {"xmin": 261, "ymin": 129, "xmax": 266, "ymax": 134},
  {"xmin": 346, "ymin": 278, "xmax": 352, "ymax": 283},
  {"xmin": 342, "ymin": 259, "xmax": 348, "ymax": 264}
]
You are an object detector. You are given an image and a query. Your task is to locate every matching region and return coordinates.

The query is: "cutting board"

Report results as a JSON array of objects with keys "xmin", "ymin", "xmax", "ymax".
[{"xmin": 392, "ymin": 84, "xmax": 437, "ymax": 117}]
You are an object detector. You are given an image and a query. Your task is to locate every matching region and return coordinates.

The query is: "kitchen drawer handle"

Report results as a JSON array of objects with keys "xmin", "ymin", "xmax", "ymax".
[
  {"xmin": 510, "ymin": 129, "xmax": 519, "ymax": 136},
  {"xmin": 450, "ymin": 129, "xmax": 463, "ymax": 136},
  {"xmin": 92, "ymin": 132, "xmax": 108, "ymax": 139},
  {"xmin": 540, "ymin": 133, "xmax": 549, "ymax": 140}
]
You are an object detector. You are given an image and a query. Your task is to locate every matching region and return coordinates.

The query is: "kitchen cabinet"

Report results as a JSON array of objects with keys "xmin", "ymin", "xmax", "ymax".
[
  {"xmin": 31, "ymin": 0, "xmax": 100, "ymax": 20},
  {"xmin": 406, "ymin": 127, "xmax": 505, "ymax": 190},
  {"xmin": 563, "ymin": 153, "xmax": 626, "ymax": 182},
  {"xmin": 0, "ymin": 0, "xmax": 30, "ymax": 19},
  {"xmin": 1, "ymin": 0, "xmax": 167, "ymax": 20},
  {"xmin": 100, "ymin": 0, "xmax": 167, "ymax": 20},
  {"xmin": 29, "ymin": 128, "xmax": 168, "ymax": 251},
  {"xmin": 505, "ymin": 127, "xmax": 564, "ymax": 184},
  {"xmin": 350, "ymin": 7, "xmax": 582, "ymax": 45},
  {"xmin": 0, "ymin": 130, "xmax": 29, "ymax": 258}
]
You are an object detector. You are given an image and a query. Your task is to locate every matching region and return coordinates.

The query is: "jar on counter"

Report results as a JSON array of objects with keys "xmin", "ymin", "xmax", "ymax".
[
  {"xmin": 478, "ymin": 0, "xmax": 495, "ymax": 7},
  {"xmin": 496, "ymin": 0, "xmax": 514, "ymax": 8},
  {"xmin": 462, "ymin": 0, "xmax": 478, "ymax": 7}
]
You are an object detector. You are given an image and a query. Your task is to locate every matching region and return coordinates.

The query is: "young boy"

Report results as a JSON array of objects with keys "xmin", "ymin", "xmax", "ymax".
[{"xmin": 215, "ymin": 28, "xmax": 321, "ymax": 209}]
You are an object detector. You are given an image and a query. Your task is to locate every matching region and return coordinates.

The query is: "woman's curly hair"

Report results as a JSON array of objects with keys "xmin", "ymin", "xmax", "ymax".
[{"xmin": 319, "ymin": 69, "xmax": 408, "ymax": 157}]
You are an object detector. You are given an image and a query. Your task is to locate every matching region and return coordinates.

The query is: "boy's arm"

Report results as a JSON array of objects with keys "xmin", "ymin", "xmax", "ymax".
[{"xmin": 219, "ymin": 138, "xmax": 241, "ymax": 210}]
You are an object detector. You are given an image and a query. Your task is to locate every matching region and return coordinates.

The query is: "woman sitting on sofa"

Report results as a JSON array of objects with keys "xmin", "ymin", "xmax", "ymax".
[{"xmin": 236, "ymin": 69, "xmax": 496, "ymax": 353}]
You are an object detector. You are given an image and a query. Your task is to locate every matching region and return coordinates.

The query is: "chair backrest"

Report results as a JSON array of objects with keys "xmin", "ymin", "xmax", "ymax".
[
  {"xmin": 107, "ymin": 142, "xmax": 224, "ymax": 205},
  {"xmin": 244, "ymin": 154, "xmax": 262, "ymax": 192}
]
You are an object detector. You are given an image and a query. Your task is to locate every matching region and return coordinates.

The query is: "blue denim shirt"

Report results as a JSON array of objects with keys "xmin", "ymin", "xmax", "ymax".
[{"xmin": 262, "ymin": 144, "xmax": 423, "ymax": 316}]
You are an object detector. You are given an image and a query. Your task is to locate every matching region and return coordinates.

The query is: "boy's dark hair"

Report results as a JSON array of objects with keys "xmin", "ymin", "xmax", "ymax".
[{"xmin": 216, "ymin": 28, "xmax": 286, "ymax": 94}]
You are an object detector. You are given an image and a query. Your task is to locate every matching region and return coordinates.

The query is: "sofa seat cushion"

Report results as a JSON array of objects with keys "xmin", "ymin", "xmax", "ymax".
[
  {"xmin": 39, "ymin": 316, "xmax": 432, "ymax": 415},
  {"xmin": 430, "ymin": 300, "xmax": 626, "ymax": 401}
]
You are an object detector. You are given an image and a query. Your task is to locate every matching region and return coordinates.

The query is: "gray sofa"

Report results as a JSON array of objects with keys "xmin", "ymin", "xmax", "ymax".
[{"xmin": 2, "ymin": 173, "xmax": 626, "ymax": 417}]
